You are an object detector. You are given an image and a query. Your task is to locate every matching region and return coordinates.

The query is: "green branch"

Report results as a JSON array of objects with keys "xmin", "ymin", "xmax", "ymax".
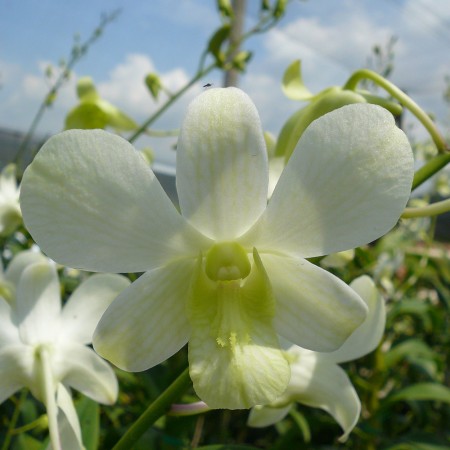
[
  {"xmin": 402, "ymin": 198, "xmax": 450, "ymax": 218},
  {"xmin": 112, "ymin": 368, "xmax": 192, "ymax": 450},
  {"xmin": 344, "ymin": 69, "xmax": 448, "ymax": 153}
]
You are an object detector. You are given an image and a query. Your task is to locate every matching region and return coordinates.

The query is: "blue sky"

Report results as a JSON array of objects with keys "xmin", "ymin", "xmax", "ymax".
[{"xmin": 1, "ymin": 0, "xmax": 450, "ymax": 166}]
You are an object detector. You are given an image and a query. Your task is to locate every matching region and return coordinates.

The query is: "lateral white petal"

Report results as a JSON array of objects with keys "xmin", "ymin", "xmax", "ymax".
[
  {"xmin": 247, "ymin": 404, "xmax": 292, "ymax": 428},
  {"xmin": 93, "ymin": 259, "xmax": 193, "ymax": 372},
  {"xmin": 16, "ymin": 262, "xmax": 61, "ymax": 344},
  {"xmin": 177, "ymin": 87, "xmax": 268, "ymax": 240},
  {"xmin": 288, "ymin": 351, "xmax": 361, "ymax": 443},
  {"xmin": 243, "ymin": 104, "xmax": 413, "ymax": 257},
  {"xmin": 0, "ymin": 344, "xmax": 33, "ymax": 404},
  {"xmin": 54, "ymin": 343, "xmax": 118, "ymax": 405},
  {"xmin": 21, "ymin": 130, "xmax": 210, "ymax": 273},
  {"xmin": 324, "ymin": 275, "xmax": 386, "ymax": 364},
  {"xmin": 262, "ymin": 254, "xmax": 367, "ymax": 352},
  {"xmin": 55, "ymin": 384, "xmax": 84, "ymax": 450},
  {"xmin": 60, "ymin": 274, "xmax": 130, "ymax": 344},
  {"xmin": 0, "ymin": 298, "xmax": 20, "ymax": 345}
]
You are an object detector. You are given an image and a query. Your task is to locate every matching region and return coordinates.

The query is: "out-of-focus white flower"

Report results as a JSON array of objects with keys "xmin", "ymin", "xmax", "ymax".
[
  {"xmin": 248, "ymin": 276, "xmax": 385, "ymax": 442},
  {"xmin": 0, "ymin": 164, "xmax": 22, "ymax": 237},
  {"xmin": 0, "ymin": 253, "xmax": 129, "ymax": 449}
]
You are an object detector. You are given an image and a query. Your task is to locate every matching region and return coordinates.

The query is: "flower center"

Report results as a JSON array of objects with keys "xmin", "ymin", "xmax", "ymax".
[{"xmin": 204, "ymin": 242, "xmax": 251, "ymax": 281}]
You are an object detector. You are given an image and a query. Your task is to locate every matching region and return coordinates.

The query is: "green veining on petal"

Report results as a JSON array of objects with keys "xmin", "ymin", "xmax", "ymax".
[{"xmin": 187, "ymin": 247, "xmax": 290, "ymax": 409}]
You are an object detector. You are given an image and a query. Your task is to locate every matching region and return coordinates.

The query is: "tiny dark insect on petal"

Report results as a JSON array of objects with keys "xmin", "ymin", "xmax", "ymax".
[{"xmin": 203, "ymin": 83, "xmax": 213, "ymax": 88}]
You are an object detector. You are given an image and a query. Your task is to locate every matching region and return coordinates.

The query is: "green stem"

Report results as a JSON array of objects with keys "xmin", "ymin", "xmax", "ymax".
[
  {"xmin": 37, "ymin": 346, "xmax": 61, "ymax": 450},
  {"xmin": 128, "ymin": 63, "xmax": 216, "ymax": 143},
  {"xmin": 14, "ymin": 10, "xmax": 120, "ymax": 171},
  {"xmin": 1, "ymin": 389, "xmax": 28, "ymax": 450},
  {"xmin": 112, "ymin": 368, "xmax": 192, "ymax": 450},
  {"xmin": 401, "ymin": 198, "xmax": 450, "ymax": 218},
  {"xmin": 412, "ymin": 152, "xmax": 450, "ymax": 190},
  {"xmin": 344, "ymin": 69, "xmax": 448, "ymax": 153}
]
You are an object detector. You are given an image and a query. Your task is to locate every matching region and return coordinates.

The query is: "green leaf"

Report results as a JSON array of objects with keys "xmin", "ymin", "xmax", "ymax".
[
  {"xmin": 145, "ymin": 73, "xmax": 162, "ymax": 100},
  {"xmin": 12, "ymin": 434, "xmax": 45, "ymax": 450},
  {"xmin": 207, "ymin": 25, "xmax": 231, "ymax": 66},
  {"xmin": 385, "ymin": 339, "xmax": 438, "ymax": 369},
  {"xmin": 387, "ymin": 382, "xmax": 450, "ymax": 404},
  {"xmin": 384, "ymin": 443, "xmax": 450, "ymax": 450},
  {"xmin": 196, "ymin": 446, "xmax": 260, "ymax": 450},
  {"xmin": 281, "ymin": 60, "xmax": 314, "ymax": 101},
  {"xmin": 76, "ymin": 396, "xmax": 100, "ymax": 450}
]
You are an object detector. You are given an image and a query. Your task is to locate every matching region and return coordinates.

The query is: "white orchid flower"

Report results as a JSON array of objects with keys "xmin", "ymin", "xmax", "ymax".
[
  {"xmin": 20, "ymin": 87, "xmax": 413, "ymax": 409},
  {"xmin": 0, "ymin": 164, "xmax": 22, "ymax": 236},
  {"xmin": 0, "ymin": 254, "xmax": 129, "ymax": 449},
  {"xmin": 248, "ymin": 276, "xmax": 386, "ymax": 443}
]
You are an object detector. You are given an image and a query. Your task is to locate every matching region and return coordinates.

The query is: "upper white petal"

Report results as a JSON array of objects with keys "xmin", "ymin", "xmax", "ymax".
[
  {"xmin": 20, "ymin": 129, "xmax": 211, "ymax": 273},
  {"xmin": 323, "ymin": 275, "xmax": 386, "ymax": 363},
  {"xmin": 4, "ymin": 250, "xmax": 48, "ymax": 287},
  {"xmin": 177, "ymin": 87, "xmax": 268, "ymax": 240},
  {"xmin": 60, "ymin": 273, "xmax": 130, "ymax": 344},
  {"xmin": 261, "ymin": 254, "xmax": 367, "ymax": 352},
  {"xmin": 242, "ymin": 104, "xmax": 414, "ymax": 257},
  {"xmin": 93, "ymin": 259, "xmax": 194, "ymax": 371},
  {"xmin": 16, "ymin": 262, "xmax": 61, "ymax": 344}
]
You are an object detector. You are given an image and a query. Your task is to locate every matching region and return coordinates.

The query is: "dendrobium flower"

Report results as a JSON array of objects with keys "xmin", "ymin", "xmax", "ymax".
[
  {"xmin": 20, "ymin": 87, "xmax": 413, "ymax": 409},
  {"xmin": 0, "ymin": 252, "xmax": 129, "ymax": 449},
  {"xmin": 247, "ymin": 275, "xmax": 386, "ymax": 442},
  {"xmin": 0, "ymin": 163, "xmax": 22, "ymax": 236}
]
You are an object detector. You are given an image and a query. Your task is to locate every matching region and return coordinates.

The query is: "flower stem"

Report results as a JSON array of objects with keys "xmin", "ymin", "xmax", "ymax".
[
  {"xmin": 128, "ymin": 63, "xmax": 216, "ymax": 143},
  {"xmin": 412, "ymin": 152, "xmax": 450, "ymax": 190},
  {"xmin": 401, "ymin": 198, "xmax": 450, "ymax": 218},
  {"xmin": 36, "ymin": 346, "xmax": 61, "ymax": 450},
  {"xmin": 343, "ymin": 69, "xmax": 448, "ymax": 153},
  {"xmin": 112, "ymin": 367, "xmax": 192, "ymax": 450}
]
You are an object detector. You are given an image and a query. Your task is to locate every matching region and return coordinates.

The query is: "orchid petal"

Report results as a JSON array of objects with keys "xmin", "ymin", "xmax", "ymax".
[
  {"xmin": 0, "ymin": 164, "xmax": 19, "ymax": 199},
  {"xmin": 20, "ymin": 130, "xmax": 210, "ymax": 273},
  {"xmin": 0, "ymin": 298, "xmax": 19, "ymax": 345},
  {"xmin": 248, "ymin": 403, "xmax": 292, "ymax": 428},
  {"xmin": 16, "ymin": 262, "xmax": 61, "ymax": 344},
  {"xmin": 243, "ymin": 104, "xmax": 414, "ymax": 257},
  {"xmin": 55, "ymin": 384, "xmax": 83, "ymax": 450},
  {"xmin": 324, "ymin": 275, "xmax": 385, "ymax": 364},
  {"xmin": 60, "ymin": 274, "xmax": 130, "ymax": 344},
  {"xmin": 4, "ymin": 250, "xmax": 47, "ymax": 287},
  {"xmin": 188, "ymin": 250, "xmax": 290, "ymax": 409},
  {"xmin": 54, "ymin": 343, "xmax": 117, "ymax": 404},
  {"xmin": 93, "ymin": 259, "xmax": 194, "ymax": 371},
  {"xmin": 288, "ymin": 351, "xmax": 360, "ymax": 443},
  {"xmin": 177, "ymin": 87, "xmax": 268, "ymax": 240},
  {"xmin": 0, "ymin": 344, "xmax": 33, "ymax": 404},
  {"xmin": 261, "ymin": 254, "xmax": 367, "ymax": 352}
]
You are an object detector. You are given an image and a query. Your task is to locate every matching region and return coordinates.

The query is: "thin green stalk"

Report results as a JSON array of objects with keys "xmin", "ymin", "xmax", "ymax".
[
  {"xmin": 128, "ymin": 63, "xmax": 216, "ymax": 143},
  {"xmin": 1, "ymin": 389, "xmax": 28, "ymax": 450},
  {"xmin": 402, "ymin": 198, "xmax": 450, "ymax": 218},
  {"xmin": 112, "ymin": 368, "xmax": 192, "ymax": 450},
  {"xmin": 344, "ymin": 69, "xmax": 448, "ymax": 153},
  {"xmin": 37, "ymin": 346, "xmax": 61, "ymax": 450},
  {"xmin": 14, "ymin": 10, "xmax": 120, "ymax": 170},
  {"xmin": 412, "ymin": 152, "xmax": 450, "ymax": 190}
]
